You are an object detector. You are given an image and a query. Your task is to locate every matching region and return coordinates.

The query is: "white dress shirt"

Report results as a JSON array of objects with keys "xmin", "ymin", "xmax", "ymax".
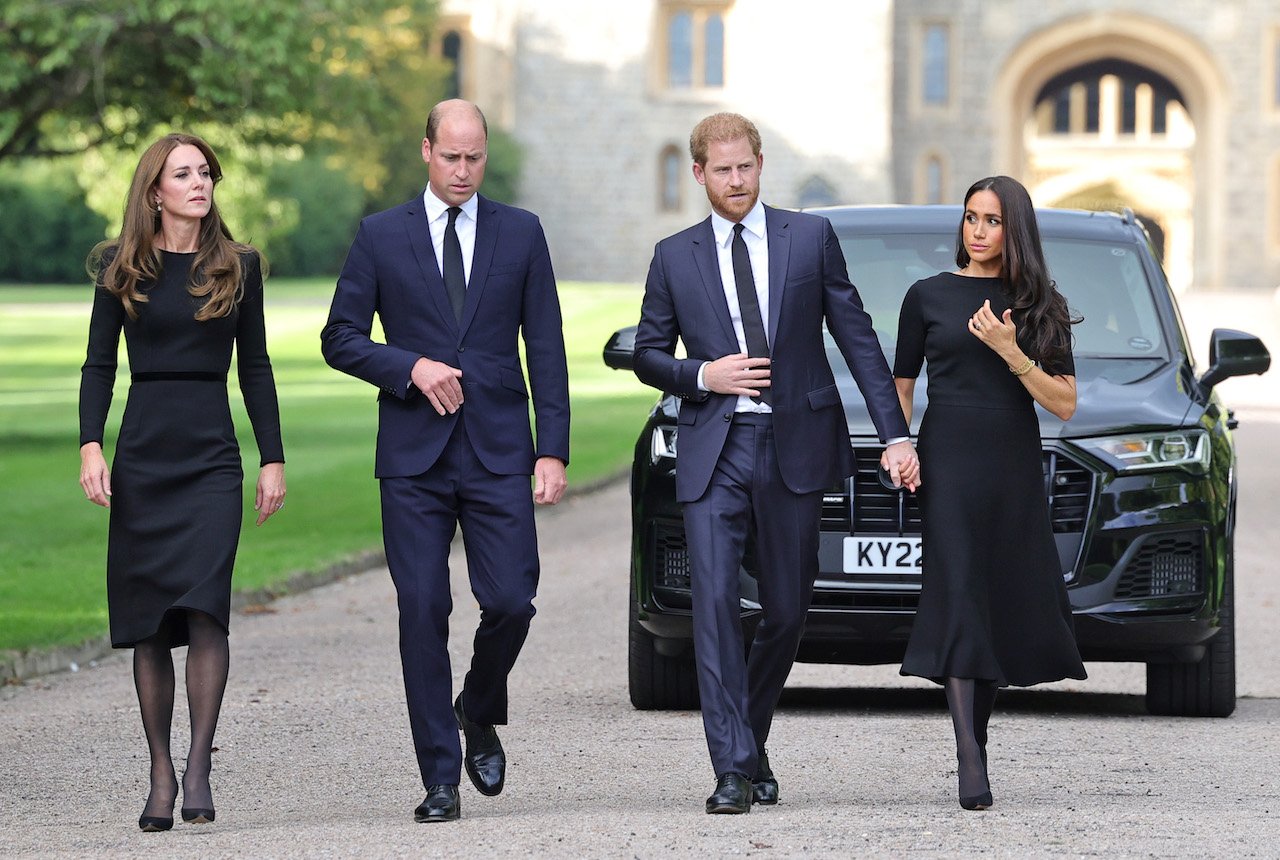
[
  {"xmin": 422, "ymin": 186, "xmax": 478, "ymax": 285},
  {"xmin": 698, "ymin": 199, "xmax": 772, "ymax": 414}
]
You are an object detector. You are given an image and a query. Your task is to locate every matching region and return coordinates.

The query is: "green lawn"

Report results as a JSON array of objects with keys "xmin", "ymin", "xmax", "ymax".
[{"xmin": 0, "ymin": 279, "xmax": 655, "ymax": 652}]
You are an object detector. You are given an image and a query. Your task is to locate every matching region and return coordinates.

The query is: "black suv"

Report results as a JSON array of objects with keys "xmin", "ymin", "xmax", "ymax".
[{"xmin": 605, "ymin": 205, "xmax": 1270, "ymax": 718}]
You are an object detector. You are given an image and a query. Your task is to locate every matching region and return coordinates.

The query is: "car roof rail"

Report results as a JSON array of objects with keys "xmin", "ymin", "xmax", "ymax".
[{"xmin": 1121, "ymin": 207, "xmax": 1137, "ymax": 225}]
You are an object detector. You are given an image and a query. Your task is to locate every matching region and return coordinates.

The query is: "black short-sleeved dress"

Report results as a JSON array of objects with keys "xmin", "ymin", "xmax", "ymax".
[
  {"xmin": 894, "ymin": 272, "xmax": 1086, "ymax": 687},
  {"xmin": 79, "ymin": 250, "xmax": 284, "ymax": 648}
]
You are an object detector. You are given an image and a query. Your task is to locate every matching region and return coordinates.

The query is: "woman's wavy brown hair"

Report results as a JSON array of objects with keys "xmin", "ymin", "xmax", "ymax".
[{"xmin": 88, "ymin": 133, "xmax": 256, "ymax": 321}]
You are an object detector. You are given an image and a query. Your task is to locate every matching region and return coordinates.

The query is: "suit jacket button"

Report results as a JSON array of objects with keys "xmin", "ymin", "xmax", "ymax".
[{"xmin": 723, "ymin": 413, "xmax": 732, "ymax": 422}]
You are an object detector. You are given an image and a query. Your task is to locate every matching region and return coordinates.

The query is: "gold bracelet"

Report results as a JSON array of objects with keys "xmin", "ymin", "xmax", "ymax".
[{"xmin": 1010, "ymin": 357, "xmax": 1036, "ymax": 376}]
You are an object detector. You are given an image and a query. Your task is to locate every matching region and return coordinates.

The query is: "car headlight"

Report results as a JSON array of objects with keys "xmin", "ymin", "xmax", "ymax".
[
  {"xmin": 650, "ymin": 425, "xmax": 677, "ymax": 464},
  {"xmin": 1075, "ymin": 429, "xmax": 1210, "ymax": 475}
]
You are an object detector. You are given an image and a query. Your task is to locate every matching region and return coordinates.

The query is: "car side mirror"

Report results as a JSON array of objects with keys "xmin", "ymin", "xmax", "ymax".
[
  {"xmin": 603, "ymin": 325, "xmax": 638, "ymax": 371},
  {"xmin": 1198, "ymin": 329, "xmax": 1270, "ymax": 390}
]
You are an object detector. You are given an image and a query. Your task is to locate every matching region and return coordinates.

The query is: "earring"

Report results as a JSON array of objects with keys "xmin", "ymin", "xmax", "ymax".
[{"xmin": 155, "ymin": 201, "xmax": 162, "ymax": 212}]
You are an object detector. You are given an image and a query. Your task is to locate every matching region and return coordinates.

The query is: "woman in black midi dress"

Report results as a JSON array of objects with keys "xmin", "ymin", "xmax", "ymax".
[
  {"xmin": 893, "ymin": 176, "xmax": 1086, "ymax": 811},
  {"xmin": 78, "ymin": 133, "xmax": 286, "ymax": 832}
]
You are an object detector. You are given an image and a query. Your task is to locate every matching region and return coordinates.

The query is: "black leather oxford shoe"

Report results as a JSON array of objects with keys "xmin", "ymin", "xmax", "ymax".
[
  {"xmin": 752, "ymin": 749, "xmax": 779, "ymax": 805},
  {"xmin": 454, "ymin": 694, "xmax": 506, "ymax": 796},
  {"xmin": 705, "ymin": 773, "xmax": 751, "ymax": 814},
  {"xmin": 414, "ymin": 785, "xmax": 461, "ymax": 822}
]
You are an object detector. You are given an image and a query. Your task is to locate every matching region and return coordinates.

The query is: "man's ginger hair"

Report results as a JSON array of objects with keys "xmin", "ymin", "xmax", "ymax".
[{"xmin": 689, "ymin": 112, "xmax": 762, "ymax": 165}]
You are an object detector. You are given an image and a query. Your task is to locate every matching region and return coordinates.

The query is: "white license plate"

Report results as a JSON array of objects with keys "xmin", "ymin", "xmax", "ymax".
[{"xmin": 843, "ymin": 536, "xmax": 922, "ymax": 575}]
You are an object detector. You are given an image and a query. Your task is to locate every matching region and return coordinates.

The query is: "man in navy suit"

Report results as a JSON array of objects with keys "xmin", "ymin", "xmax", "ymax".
[
  {"xmin": 633, "ymin": 113, "xmax": 920, "ymax": 813},
  {"xmin": 321, "ymin": 100, "xmax": 569, "ymax": 823}
]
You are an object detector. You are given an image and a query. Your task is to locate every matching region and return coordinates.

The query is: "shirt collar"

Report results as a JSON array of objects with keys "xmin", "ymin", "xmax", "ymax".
[
  {"xmin": 710, "ymin": 198, "xmax": 766, "ymax": 248},
  {"xmin": 422, "ymin": 185, "xmax": 479, "ymax": 224}
]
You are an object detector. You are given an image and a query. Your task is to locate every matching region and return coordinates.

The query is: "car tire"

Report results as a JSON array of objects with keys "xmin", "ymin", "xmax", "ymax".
[
  {"xmin": 628, "ymin": 592, "xmax": 699, "ymax": 710},
  {"xmin": 1144, "ymin": 565, "xmax": 1236, "ymax": 718}
]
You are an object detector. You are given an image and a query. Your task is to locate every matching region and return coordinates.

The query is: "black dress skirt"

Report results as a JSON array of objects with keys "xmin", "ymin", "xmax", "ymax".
[
  {"xmin": 893, "ymin": 272, "xmax": 1086, "ymax": 687},
  {"xmin": 79, "ymin": 250, "xmax": 284, "ymax": 648}
]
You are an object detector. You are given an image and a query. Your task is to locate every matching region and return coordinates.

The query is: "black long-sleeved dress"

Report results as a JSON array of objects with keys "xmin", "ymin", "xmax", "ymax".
[
  {"xmin": 79, "ymin": 250, "xmax": 284, "ymax": 648},
  {"xmin": 894, "ymin": 272, "xmax": 1086, "ymax": 686}
]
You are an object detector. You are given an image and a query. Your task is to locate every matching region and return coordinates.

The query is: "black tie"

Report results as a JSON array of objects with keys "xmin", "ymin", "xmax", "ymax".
[
  {"xmin": 443, "ymin": 206, "xmax": 465, "ymax": 323},
  {"xmin": 731, "ymin": 223, "xmax": 770, "ymax": 405}
]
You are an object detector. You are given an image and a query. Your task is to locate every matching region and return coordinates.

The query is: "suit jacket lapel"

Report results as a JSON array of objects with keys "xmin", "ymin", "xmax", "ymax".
[
  {"xmin": 402, "ymin": 196, "xmax": 458, "ymax": 331},
  {"xmin": 460, "ymin": 195, "xmax": 498, "ymax": 338},
  {"xmin": 690, "ymin": 218, "xmax": 738, "ymax": 348},
  {"xmin": 764, "ymin": 205, "xmax": 790, "ymax": 348}
]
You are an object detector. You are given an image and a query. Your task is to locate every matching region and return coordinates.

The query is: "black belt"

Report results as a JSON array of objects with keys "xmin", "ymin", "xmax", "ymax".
[
  {"xmin": 731, "ymin": 411, "xmax": 773, "ymax": 425},
  {"xmin": 131, "ymin": 371, "xmax": 227, "ymax": 383}
]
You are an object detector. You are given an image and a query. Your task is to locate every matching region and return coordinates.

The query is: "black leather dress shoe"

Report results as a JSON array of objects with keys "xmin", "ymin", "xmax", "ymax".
[
  {"xmin": 454, "ymin": 694, "xmax": 505, "ymax": 796},
  {"xmin": 414, "ymin": 785, "xmax": 461, "ymax": 822},
  {"xmin": 752, "ymin": 749, "xmax": 779, "ymax": 805},
  {"xmin": 705, "ymin": 773, "xmax": 751, "ymax": 814}
]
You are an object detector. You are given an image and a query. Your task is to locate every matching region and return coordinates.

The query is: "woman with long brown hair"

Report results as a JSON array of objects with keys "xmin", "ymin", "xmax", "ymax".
[
  {"xmin": 893, "ymin": 175, "xmax": 1086, "ymax": 810},
  {"xmin": 79, "ymin": 133, "xmax": 286, "ymax": 832}
]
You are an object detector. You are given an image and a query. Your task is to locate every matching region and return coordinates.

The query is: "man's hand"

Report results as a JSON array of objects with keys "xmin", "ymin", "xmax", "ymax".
[
  {"xmin": 703, "ymin": 353, "xmax": 771, "ymax": 397},
  {"xmin": 411, "ymin": 357, "xmax": 464, "ymax": 415},
  {"xmin": 534, "ymin": 456, "xmax": 567, "ymax": 506},
  {"xmin": 879, "ymin": 439, "xmax": 921, "ymax": 492}
]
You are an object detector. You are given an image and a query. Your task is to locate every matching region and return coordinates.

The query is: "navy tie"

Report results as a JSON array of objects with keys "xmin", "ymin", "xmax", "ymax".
[
  {"xmin": 731, "ymin": 223, "xmax": 770, "ymax": 405},
  {"xmin": 443, "ymin": 206, "xmax": 465, "ymax": 323}
]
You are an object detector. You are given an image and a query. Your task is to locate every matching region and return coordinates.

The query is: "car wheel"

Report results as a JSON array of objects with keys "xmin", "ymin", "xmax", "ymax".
[
  {"xmin": 1145, "ymin": 565, "xmax": 1236, "ymax": 718},
  {"xmin": 628, "ymin": 592, "xmax": 699, "ymax": 710}
]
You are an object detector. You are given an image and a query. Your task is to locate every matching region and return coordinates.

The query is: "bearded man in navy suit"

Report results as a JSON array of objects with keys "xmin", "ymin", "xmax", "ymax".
[
  {"xmin": 633, "ymin": 112, "xmax": 920, "ymax": 813},
  {"xmin": 322, "ymin": 100, "xmax": 569, "ymax": 823}
]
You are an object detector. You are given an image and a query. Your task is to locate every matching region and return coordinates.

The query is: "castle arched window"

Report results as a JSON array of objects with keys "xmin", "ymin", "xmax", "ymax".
[
  {"xmin": 667, "ymin": 12, "xmax": 694, "ymax": 88},
  {"xmin": 442, "ymin": 31, "xmax": 463, "ymax": 100},
  {"xmin": 660, "ymin": 145, "xmax": 683, "ymax": 212},
  {"xmin": 797, "ymin": 175, "xmax": 837, "ymax": 209},
  {"xmin": 924, "ymin": 156, "xmax": 944, "ymax": 204},
  {"xmin": 922, "ymin": 23, "xmax": 950, "ymax": 106},
  {"xmin": 661, "ymin": 3, "xmax": 732, "ymax": 91}
]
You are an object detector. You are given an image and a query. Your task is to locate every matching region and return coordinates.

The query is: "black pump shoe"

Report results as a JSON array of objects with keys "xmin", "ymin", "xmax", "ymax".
[
  {"xmin": 959, "ymin": 790, "xmax": 993, "ymax": 811},
  {"xmin": 138, "ymin": 815, "xmax": 173, "ymax": 832},
  {"xmin": 180, "ymin": 807, "xmax": 215, "ymax": 824}
]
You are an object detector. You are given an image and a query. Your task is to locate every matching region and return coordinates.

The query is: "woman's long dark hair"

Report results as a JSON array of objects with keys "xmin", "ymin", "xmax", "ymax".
[
  {"xmin": 955, "ymin": 175, "xmax": 1080, "ymax": 372},
  {"xmin": 87, "ymin": 133, "xmax": 255, "ymax": 321}
]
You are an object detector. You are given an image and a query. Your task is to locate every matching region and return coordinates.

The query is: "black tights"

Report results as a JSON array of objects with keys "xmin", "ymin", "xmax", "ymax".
[
  {"xmin": 133, "ymin": 611, "xmax": 229, "ymax": 817},
  {"xmin": 944, "ymin": 677, "xmax": 998, "ymax": 799}
]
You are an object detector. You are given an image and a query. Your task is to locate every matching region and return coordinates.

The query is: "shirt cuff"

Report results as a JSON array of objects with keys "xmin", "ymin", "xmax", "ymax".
[
  {"xmin": 884, "ymin": 436, "xmax": 910, "ymax": 445},
  {"xmin": 696, "ymin": 361, "xmax": 710, "ymax": 392}
]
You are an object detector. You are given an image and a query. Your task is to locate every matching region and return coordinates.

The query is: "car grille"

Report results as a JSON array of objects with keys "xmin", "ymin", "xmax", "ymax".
[
  {"xmin": 821, "ymin": 447, "xmax": 1094, "ymax": 535},
  {"xmin": 1114, "ymin": 531, "xmax": 1204, "ymax": 600}
]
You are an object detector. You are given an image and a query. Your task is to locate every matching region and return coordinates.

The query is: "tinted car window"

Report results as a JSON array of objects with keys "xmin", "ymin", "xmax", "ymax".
[{"xmin": 837, "ymin": 233, "xmax": 1167, "ymax": 360}]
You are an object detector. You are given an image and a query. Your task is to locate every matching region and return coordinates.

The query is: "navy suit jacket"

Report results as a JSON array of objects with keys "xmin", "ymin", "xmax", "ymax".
[
  {"xmin": 321, "ymin": 193, "xmax": 569, "ymax": 479},
  {"xmin": 633, "ymin": 205, "xmax": 907, "ymax": 502}
]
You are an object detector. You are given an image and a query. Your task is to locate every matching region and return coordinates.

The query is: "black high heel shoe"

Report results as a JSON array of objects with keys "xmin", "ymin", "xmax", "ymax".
[
  {"xmin": 181, "ymin": 807, "xmax": 215, "ymax": 824},
  {"xmin": 138, "ymin": 814, "xmax": 173, "ymax": 832}
]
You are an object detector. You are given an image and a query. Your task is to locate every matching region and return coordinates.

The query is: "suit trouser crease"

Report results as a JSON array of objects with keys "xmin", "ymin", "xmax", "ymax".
[
  {"xmin": 684, "ymin": 417, "xmax": 821, "ymax": 778},
  {"xmin": 380, "ymin": 418, "xmax": 539, "ymax": 787}
]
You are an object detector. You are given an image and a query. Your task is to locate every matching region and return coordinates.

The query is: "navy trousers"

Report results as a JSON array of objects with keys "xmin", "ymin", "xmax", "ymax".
[
  {"xmin": 380, "ymin": 419, "xmax": 539, "ymax": 788},
  {"xmin": 682, "ymin": 414, "xmax": 822, "ymax": 779}
]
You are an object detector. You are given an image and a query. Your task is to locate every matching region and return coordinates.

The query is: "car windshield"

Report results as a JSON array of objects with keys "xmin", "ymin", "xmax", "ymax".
[{"xmin": 835, "ymin": 232, "xmax": 1167, "ymax": 360}]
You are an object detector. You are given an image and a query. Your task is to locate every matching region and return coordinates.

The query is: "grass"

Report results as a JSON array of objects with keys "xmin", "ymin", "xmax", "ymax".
[{"xmin": 0, "ymin": 278, "xmax": 655, "ymax": 652}]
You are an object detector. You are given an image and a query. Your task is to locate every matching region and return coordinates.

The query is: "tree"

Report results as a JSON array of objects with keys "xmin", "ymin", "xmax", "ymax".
[{"xmin": 0, "ymin": 0, "xmax": 441, "ymax": 161}]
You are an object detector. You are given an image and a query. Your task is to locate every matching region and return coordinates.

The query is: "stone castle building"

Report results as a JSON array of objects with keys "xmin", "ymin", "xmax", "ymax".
[{"xmin": 434, "ymin": 0, "xmax": 1280, "ymax": 293}]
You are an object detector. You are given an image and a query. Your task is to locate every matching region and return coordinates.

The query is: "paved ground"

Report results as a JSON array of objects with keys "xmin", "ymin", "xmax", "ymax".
[{"xmin": 2, "ymin": 290, "xmax": 1278, "ymax": 858}]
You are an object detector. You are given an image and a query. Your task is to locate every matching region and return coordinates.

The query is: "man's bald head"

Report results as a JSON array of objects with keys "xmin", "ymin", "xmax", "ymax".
[{"xmin": 425, "ymin": 99, "xmax": 488, "ymax": 144}]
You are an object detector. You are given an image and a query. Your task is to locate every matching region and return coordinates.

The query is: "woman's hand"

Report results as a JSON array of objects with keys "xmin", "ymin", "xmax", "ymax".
[
  {"xmin": 967, "ymin": 299, "xmax": 1020, "ymax": 361},
  {"xmin": 254, "ymin": 462, "xmax": 287, "ymax": 526},
  {"xmin": 79, "ymin": 442, "xmax": 112, "ymax": 507}
]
